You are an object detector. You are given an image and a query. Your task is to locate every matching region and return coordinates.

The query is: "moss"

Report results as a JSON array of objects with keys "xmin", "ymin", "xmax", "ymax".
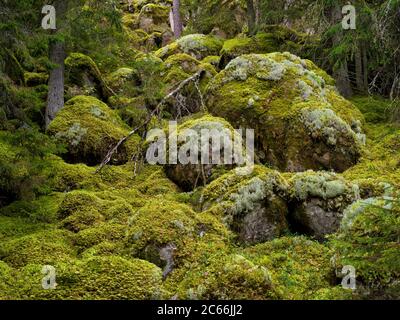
[
  {"xmin": 0, "ymin": 216, "xmax": 50, "ymax": 241},
  {"xmin": 206, "ymin": 53, "xmax": 365, "ymax": 172},
  {"xmin": 343, "ymin": 124, "xmax": 400, "ymax": 195},
  {"xmin": 0, "ymin": 229, "xmax": 75, "ymax": 268},
  {"xmin": 0, "ymin": 261, "xmax": 14, "ymax": 299},
  {"xmin": 350, "ymin": 95, "xmax": 394, "ymax": 123},
  {"xmin": 330, "ymin": 194, "xmax": 400, "ymax": 298},
  {"xmin": 200, "ymin": 165, "xmax": 289, "ymax": 244},
  {"xmin": 0, "ymin": 193, "xmax": 65, "ymax": 223},
  {"xmin": 24, "ymin": 72, "xmax": 48, "ymax": 86},
  {"xmin": 241, "ymin": 236, "xmax": 351, "ymax": 299},
  {"xmin": 201, "ymin": 55, "xmax": 220, "ymax": 68},
  {"xmin": 289, "ymin": 170, "xmax": 359, "ymax": 201},
  {"xmin": 137, "ymin": 3, "xmax": 170, "ymax": 34},
  {"xmin": 72, "ymin": 222, "xmax": 127, "ymax": 251},
  {"xmin": 11, "ymin": 256, "xmax": 164, "ymax": 300},
  {"xmin": 156, "ymin": 34, "xmax": 224, "ymax": 60},
  {"xmin": 48, "ymin": 95, "xmax": 141, "ymax": 165}
]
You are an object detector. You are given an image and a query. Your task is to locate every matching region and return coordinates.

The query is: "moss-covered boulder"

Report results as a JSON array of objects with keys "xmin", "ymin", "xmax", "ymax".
[
  {"xmin": 125, "ymin": 197, "xmax": 228, "ymax": 278},
  {"xmin": 137, "ymin": 3, "xmax": 170, "ymax": 34},
  {"xmin": 48, "ymin": 95, "xmax": 141, "ymax": 165},
  {"xmin": 0, "ymin": 229, "xmax": 75, "ymax": 268},
  {"xmin": 288, "ymin": 171, "xmax": 360, "ymax": 239},
  {"xmin": 206, "ymin": 52, "xmax": 365, "ymax": 173},
  {"xmin": 65, "ymin": 53, "xmax": 112, "ymax": 100},
  {"xmin": 331, "ymin": 194, "xmax": 400, "ymax": 299},
  {"xmin": 163, "ymin": 115, "xmax": 247, "ymax": 191},
  {"xmin": 160, "ymin": 54, "xmax": 216, "ymax": 116},
  {"xmin": 11, "ymin": 256, "xmax": 164, "ymax": 299},
  {"xmin": 24, "ymin": 72, "xmax": 48, "ymax": 87},
  {"xmin": 156, "ymin": 34, "xmax": 224, "ymax": 61},
  {"xmin": 219, "ymin": 26, "xmax": 318, "ymax": 68},
  {"xmin": 201, "ymin": 165, "xmax": 289, "ymax": 244}
]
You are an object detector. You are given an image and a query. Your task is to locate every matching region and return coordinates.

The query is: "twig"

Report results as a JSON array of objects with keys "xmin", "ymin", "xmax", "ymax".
[{"xmin": 96, "ymin": 69, "xmax": 205, "ymax": 173}]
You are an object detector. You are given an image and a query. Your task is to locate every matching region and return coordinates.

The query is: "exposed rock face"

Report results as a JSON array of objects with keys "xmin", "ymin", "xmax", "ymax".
[
  {"xmin": 288, "ymin": 171, "xmax": 360, "ymax": 239},
  {"xmin": 201, "ymin": 166, "xmax": 289, "ymax": 244},
  {"xmin": 206, "ymin": 52, "xmax": 366, "ymax": 173},
  {"xmin": 48, "ymin": 96, "xmax": 141, "ymax": 165},
  {"xmin": 164, "ymin": 115, "xmax": 243, "ymax": 191}
]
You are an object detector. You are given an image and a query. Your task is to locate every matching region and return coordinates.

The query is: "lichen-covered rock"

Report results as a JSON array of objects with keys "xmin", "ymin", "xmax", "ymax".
[
  {"xmin": 163, "ymin": 115, "xmax": 246, "ymax": 191},
  {"xmin": 48, "ymin": 95, "xmax": 141, "ymax": 165},
  {"xmin": 200, "ymin": 165, "xmax": 289, "ymax": 244},
  {"xmin": 106, "ymin": 67, "xmax": 140, "ymax": 96},
  {"xmin": 65, "ymin": 53, "xmax": 112, "ymax": 100},
  {"xmin": 156, "ymin": 34, "xmax": 224, "ymax": 61},
  {"xmin": 206, "ymin": 52, "xmax": 365, "ymax": 172},
  {"xmin": 288, "ymin": 171, "xmax": 360, "ymax": 239}
]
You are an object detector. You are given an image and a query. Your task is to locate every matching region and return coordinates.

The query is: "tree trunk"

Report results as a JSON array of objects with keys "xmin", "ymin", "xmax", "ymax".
[
  {"xmin": 331, "ymin": 2, "xmax": 353, "ymax": 98},
  {"xmin": 247, "ymin": 0, "xmax": 256, "ymax": 35},
  {"xmin": 355, "ymin": 45, "xmax": 364, "ymax": 92},
  {"xmin": 172, "ymin": 0, "xmax": 183, "ymax": 38},
  {"xmin": 45, "ymin": 0, "xmax": 67, "ymax": 128},
  {"xmin": 362, "ymin": 44, "xmax": 368, "ymax": 91}
]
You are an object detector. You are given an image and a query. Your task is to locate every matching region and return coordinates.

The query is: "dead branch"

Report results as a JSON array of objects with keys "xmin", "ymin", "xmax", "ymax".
[{"xmin": 96, "ymin": 69, "xmax": 205, "ymax": 173}]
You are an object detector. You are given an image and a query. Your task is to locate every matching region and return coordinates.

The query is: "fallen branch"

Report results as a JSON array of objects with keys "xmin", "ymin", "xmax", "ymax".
[{"xmin": 96, "ymin": 69, "xmax": 205, "ymax": 173}]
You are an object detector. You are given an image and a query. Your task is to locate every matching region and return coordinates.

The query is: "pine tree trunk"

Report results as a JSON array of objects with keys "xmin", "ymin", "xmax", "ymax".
[
  {"xmin": 247, "ymin": 0, "xmax": 256, "ymax": 35},
  {"xmin": 45, "ymin": 0, "xmax": 67, "ymax": 128},
  {"xmin": 355, "ymin": 45, "xmax": 364, "ymax": 92},
  {"xmin": 362, "ymin": 44, "xmax": 368, "ymax": 91},
  {"xmin": 172, "ymin": 0, "xmax": 183, "ymax": 38},
  {"xmin": 331, "ymin": 3, "xmax": 353, "ymax": 98}
]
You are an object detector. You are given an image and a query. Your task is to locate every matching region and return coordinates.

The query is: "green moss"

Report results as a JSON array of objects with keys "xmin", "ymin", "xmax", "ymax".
[
  {"xmin": 24, "ymin": 72, "xmax": 48, "ymax": 86},
  {"xmin": 156, "ymin": 34, "xmax": 223, "ymax": 60},
  {"xmin": 48, "ymin": 95, "xmax": 141, "ymax": 165},
  {"xmin": 241, "ymin": 236, "xmax": 351, "ymax": 299},
  {"xmin": 0, "ymin": 229, "xmax": 75, "ymax": 268},
  {"xmin": 65, "ymin": 53, "xmax": 111, "ymax": 99},
  {"xmin": 0, "ymin": 261, "xmax": 14, "ymax": 299},
  {"xmin": 289, "ymin": 170, "xmax": 359, "ymax": 201},
  {"xmin": 350, "ymin": 95, "xmax": 394, "ymax": 123},
  {"xmin": 11, "ymin": 255, "xmax": 164, "ymax": 300},
  {"xmin": 206, "ymin": 53, "xmax": 365, "ymax": 172},
  {"xmin": 330, "ymin": 194, "xmax": 400, "ymax": 298}
]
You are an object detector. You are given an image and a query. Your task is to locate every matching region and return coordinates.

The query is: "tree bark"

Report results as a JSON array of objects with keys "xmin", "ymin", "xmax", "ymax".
[
  {"xmin": 45, "ymin": 0, "xmax": 67, "ymax": 128},
  {"xmin": 331, "ymin": 2, "xmax": 353, "ymax": 98},
  {"xmin": 172, "ymin": 0, "xmax": 183, "ymax": 38},
  {"xmin": 355, "ymin": 45, "xmax": 364, "ymax": 92},
  {"xmin": 247, "ymin": 0, "xmax": 256, "ymax": 35}
]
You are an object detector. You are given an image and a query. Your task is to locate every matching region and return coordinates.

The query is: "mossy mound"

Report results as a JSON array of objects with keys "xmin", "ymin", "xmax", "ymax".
[
  {"xmin": 330, "ymin": 194, "xmax": 400, "ymax": 299},
  {"xmin": 24, "ymin": 72, "xmax": 48, "ymax": 87},
  {"xmin": 156, "ymin": 34, "xmax": 224, "ymax": 61},
  {"xmin": 343, "ymin": 124, "xmax": 400, "ymax": 196},
  {"xmin": 288, "ymin": 171, "xmax": 360, "ymax": 239},
  {"xmin": 200, "ymin": 165, "xmax": 289, "ymax": 244},
  {"xmin": 124, "ymin": 196, "xmax": 230, "ymax": 278},
  {"xmin": 161, "ymin": 54, "xmax": 216, "ymax": 116},
  {"xmin": 65, "ymin": 53, "xmax": 112, "ymax": 100},
  {"xmin": 0, "ymin": 229, "xmax": 75, "ymax": 268},
  {"xmin": 48, "ymin": 95, "xmax": 141, "ymax": 165},
  {"xmin": 240, "ymin": 236, "xmax": 352, "ymax": 299},
  {"xmin": 163, "ymin": 114, "xmax": 245, "ymax": 191},
  {"xmin": 10, "ymin": 256, "xmax": 164, "ymax": 299},
  {"xmin": 206, "ymin": 52, "xmax": 365, "ymax": 172},
  {"xmin": 219, "ymin": 26, "xmax": 318, "ymax": 68},
  {"xmin": 106, "ymin": 67, "xmax": 140, "ymax": 96},
  {"xmin": 137, "ymin": 3, "xmax": 171, "ymax": 34}
]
